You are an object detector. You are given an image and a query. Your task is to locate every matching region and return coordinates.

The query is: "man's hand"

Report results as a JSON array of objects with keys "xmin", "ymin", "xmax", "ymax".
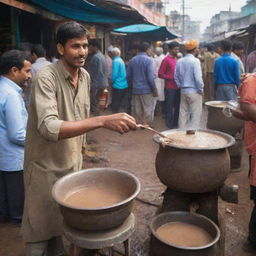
[
  {"xmin": 153, "ymin": 89, "xmax": 159, "ymax": 98},
  {"xmin": 240, "ymin": 73, "xmax": 249, "ymax": 83},
  {"xmin": 101, "ymin": 113, "xmax": 137, "ymax": 134},
  {"xmin": 230, "ymin": 108, "xmax": 248, "ymax": 121}
]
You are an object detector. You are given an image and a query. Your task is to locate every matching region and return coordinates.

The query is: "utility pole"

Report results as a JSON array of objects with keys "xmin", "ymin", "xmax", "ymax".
[{"xmin": 182, "ymin": 0, "xmax": 185, "ymax": 39}]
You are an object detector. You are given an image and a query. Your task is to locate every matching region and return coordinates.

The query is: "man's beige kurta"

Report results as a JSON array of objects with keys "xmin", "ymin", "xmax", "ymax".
[{"xmin": 21, "ymin": 60, "xmax": 90, "ymax": 242}]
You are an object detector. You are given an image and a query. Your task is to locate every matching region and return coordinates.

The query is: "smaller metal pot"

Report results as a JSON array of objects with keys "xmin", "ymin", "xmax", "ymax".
[
  {"xmin": 205, "ymin": 100, "xmax": 243, "ymax": 136},
  {"xmin": 52, "ymin": 168, "xmax": 141, "ymax": 231},
  {"xmin": 150, "ymin": 211, "xmax": 220, "ymax": 256}
]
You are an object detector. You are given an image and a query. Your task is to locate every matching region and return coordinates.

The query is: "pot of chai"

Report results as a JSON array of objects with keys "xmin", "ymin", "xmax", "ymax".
[
  {"xmin": 205, "ymin": 100, "xmax": 244, "ymax": 170},
  {"xmin": 204, "ymin": 100, "xmax": 243, "ymax": 136},
  {"xmin": 52, "ymin": 168, "xmax": 141, "ymax": 231},
  {"xmin": 153, "ymin": 129, "xmax": 235, "ymax": 193},
  {"xmin": 150, "ymin": 211, "xmax": 220, "ymax": 256}
]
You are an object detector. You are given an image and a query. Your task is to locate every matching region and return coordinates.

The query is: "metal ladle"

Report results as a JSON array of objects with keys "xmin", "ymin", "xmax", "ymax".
[{"xmin": 136, "ymin": 124, "xmax": 171, "ymax": 140}]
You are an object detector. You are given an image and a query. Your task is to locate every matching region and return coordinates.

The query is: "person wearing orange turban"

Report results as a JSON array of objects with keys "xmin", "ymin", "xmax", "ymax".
[{"xmin": 174, "ymin": 39, "xmax": 204, "ymax": 129}]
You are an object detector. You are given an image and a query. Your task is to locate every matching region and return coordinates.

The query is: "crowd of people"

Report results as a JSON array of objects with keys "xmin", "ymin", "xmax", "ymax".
[{"xmin": 2, "ymin": 19, "xmax": 256, "ymax": 255}]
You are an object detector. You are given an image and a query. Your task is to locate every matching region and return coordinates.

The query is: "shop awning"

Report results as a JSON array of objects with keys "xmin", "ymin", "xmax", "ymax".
[
  {"xmin": 29, "ymin": 0, "xmax": 146, "ymax": 24},
  {"xmin": 113, "ymin": 24, "xmax": 179, "ymax": 40}
]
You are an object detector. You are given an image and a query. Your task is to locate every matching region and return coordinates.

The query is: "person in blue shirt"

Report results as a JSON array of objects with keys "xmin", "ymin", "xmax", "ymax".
[
  {"xmin": 214, "ymin": 40, "xmax": 240, "ymax": 101},
  {"xmin": 127, "ymin": 42, "xmax": 158, "ymax": 125},
  {"xmin": 0, "ymin": 50, "xmax": 31, "ymax": 223},
  {"xmin": 174, "ymin": 39, "xmax": 204, "ymax": 129},
  {"xmin": 111, "ymin": 47, "xmax": 128, "ymax": 113}
]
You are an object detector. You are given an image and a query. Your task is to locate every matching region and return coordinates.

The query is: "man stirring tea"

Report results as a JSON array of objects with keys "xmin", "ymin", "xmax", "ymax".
[{"xmin": 21, "ymin": 21, "xmax": 136, "ymax": 256}]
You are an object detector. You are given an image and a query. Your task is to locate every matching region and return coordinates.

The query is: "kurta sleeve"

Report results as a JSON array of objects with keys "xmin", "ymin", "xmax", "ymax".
[
  {"xmin": 32, "ymin": 75, "xmax": 63, "ymax": 142},
  {"xmin": 239, "ymin": 75, "xmax": 256, "ymax": 105}
]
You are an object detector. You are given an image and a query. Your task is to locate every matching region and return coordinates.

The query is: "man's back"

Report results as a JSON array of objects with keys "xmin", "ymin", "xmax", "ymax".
[
  {"xmin": 175, "ymin": 54, "xmax": 204, "ymax": 93},
  {"xmin": 31, "ymin": 57, "xmax": 51, "ymax": 76},
  {"xmin": 214, "ymin": 54, "xmax": 240, "ymax": 86},
  {"xmin": 127, "ymin": 52, "xmax": 155, "ymax": 94},
  {"xmin": 0, "ymin": 76, "xmax": 27, "ymax": 171},
  {"xmin": 204, "ymin": 51, "xmax": 219, "ymax": 73},
  {"xmin": 88, "ymin": 51, "xmax": 108, "ymax": 88}
]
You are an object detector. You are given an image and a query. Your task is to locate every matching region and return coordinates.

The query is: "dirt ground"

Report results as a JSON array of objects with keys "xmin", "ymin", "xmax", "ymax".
[{"xmin": 0, "ymin": 109, "xmax": 255, "ymax": 256}]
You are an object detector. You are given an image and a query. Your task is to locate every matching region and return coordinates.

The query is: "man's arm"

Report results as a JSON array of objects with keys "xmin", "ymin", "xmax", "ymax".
[
  {"xmin": 59, "ymin": 113, "xmax": 136, "ymax": 139},
  {"xmin": 233, "ymin": 60, "xmax": 240, "ymax": 87},
  {"xmin": 214, "ymin": 61, "xmax": 218, "ymax": 85},
  {"xmin": 146, "ymin": 58, "xmax": 157, "ymax": 93},
  {"xmin": 158, "ymin": 59, "xmax": 170, "ymax": 80},
  {"xmin": 126, "ymin": 61, "xmax": 132, "ymax": 86},
  {"xmin": 174, "ymin": 63, "xmax": 181, "ymax": 87},
  {"xmin": 194, "ymin": 59, "xmax": 204, "ymax": 92},
  {"xmin": 5, "ymin": 94, "xmax": 26, "ymax": 146},
  {"xmin": 33, "ymin": 76, "xmax": 136, "ymax": 142},
  {"xmin": 111, "ymin": 59, "xmax": 118, "ymax": 84},
  {"xmin": 238, "ymin": 102, "xmax": 256, "ymax": 122}
]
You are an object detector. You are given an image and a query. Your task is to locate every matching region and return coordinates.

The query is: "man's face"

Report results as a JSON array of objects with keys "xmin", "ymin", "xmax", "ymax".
[
  {"xmin": 31, "ymin": 53, "xmax": 37, "ymax": 63},
  {"xmin": 234, "ymin": 49, "xmax": 244, "ymax": 57},
  {"xmin": 15, "ymin": 60, "xmax": 32, "ymax": 86},
  {"xmin": 216, "ymin": 46, "xmax": 223, "ymax": 55},
  {"xmin": 58, "ymin": 35, "xmax": 88, "ymax": 68},
  {"xmin": 170, "ymin": 46, "xmax": 180, "ymax": 57},
  {"xmin": 146, "ymin": 47, "xmax": 153, "ymax": 57},
  {"xmin": 89, "ymin": 45, "xmax": 97, "ymax": 54},
  {"xmin": 194, "ymin": 47, "xmax": 200, "ymax": 57}
]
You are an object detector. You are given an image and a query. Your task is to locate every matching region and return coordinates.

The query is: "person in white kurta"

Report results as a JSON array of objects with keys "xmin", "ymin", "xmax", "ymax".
[{"xmin": 153, "ymin": 47, "xmax": 165, "ymax": 116}]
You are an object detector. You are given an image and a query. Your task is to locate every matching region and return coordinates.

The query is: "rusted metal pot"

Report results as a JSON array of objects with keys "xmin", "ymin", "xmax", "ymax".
[
  {"xmin": 52, "ymin": 168, "xmax": 140, "ymax": 231},
  {"xmin": 154, "ymin": 129, "xmax": 235, "ymax": 193},
  {"xmin": 205, "ymin": 101, "xmax": 243, "ymax": 136},
  {"xmin": 150, "ymin": 211, "xmax": 220, "ymax": 256}
]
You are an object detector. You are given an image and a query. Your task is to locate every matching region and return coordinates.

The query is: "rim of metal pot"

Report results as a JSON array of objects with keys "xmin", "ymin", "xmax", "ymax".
[
  {"xmin": 153, "ymin": 128, "xmax": 235, "ymax": 150},
  {"xmin": 150, "ymin": 211, "xmax": 220, "ymax": 250},
  {"xmin": 204, "ymin": 100, "xmax": 228, "ymax": 108},
  {"xmin": 52, "ymin": 168, "xmax": 141, "ymax": 211}
]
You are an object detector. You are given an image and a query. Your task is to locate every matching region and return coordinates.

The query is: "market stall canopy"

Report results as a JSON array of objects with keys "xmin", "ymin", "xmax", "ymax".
[
  {"xmin": 29, "ymin": 0, "xmax": 148, "ymax": 24},
  {"xmin": 113, "ymin": 24, "xmax": 179, "ymax": 40}
]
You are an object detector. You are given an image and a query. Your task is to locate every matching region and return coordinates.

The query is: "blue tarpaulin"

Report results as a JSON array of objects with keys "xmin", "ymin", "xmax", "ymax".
[
  {"xmin": 113, "ymin": 24, "xmax": 179, "ymax": 40},
  {"xmin": 31, "ymin": 0, "xmax": 132, "ymax": 23},
  {"xmin": 114, "ymin": 24, "xmax": 162, "ymax": 33}
]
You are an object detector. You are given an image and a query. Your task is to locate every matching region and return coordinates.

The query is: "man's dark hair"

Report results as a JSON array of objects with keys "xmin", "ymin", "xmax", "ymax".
[
  {"xmin": 56, "ymin": 21, "xmax": 89, "ymax": 46},
  {"xmin": 0, "ymin": 50, "xmax": 31, "ymax": 75},
  {"xmin": 89, "ymin": 39, "xmax": 101, "ymax": 50},
  {"xmin": 219, "ymin": 40, "xmax": 232, "ymax": 52},
  {"xmin": 139, "ymin": 42, "xmax": 150, "ymax": 52},
  {"xmin": 131, "ymin": 43, "xmax": 139, "ymax": 51},
  {"xmin": 31, "ymin": 44, "xmax": 46, "ymax": 58},
  {"xmin": 232, "ymin": 41, "xmax": 244, "ymax": 51},
  {"xmin": 168, "ymin": 41, "xmax": 179, "ymax": 49},
  {"xmin": 206, "ymin": 44, "xmax": 214, "ymax": 52}
]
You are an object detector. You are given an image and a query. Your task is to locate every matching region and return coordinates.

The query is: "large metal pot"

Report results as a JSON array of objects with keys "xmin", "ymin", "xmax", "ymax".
[
  {"xmin": 150, "ymin": 211, "xmax": 220, "ymax": 256},
  {"xmin": 52, "ymin": 168, "xmax": 140, "ymax": 231},
  {"xmin": 154, "ymin": 129, "xmax": 235, "ymax": 193},
  {"xmin": 205, "ymin": 101, "xmax": 243, "ymax": 136}
]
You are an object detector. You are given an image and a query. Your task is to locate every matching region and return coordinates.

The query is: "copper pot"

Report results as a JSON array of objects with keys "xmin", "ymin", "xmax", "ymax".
[{"xmin": 52, "ymin": 168, "xmax": 140, "ymax": 231}]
